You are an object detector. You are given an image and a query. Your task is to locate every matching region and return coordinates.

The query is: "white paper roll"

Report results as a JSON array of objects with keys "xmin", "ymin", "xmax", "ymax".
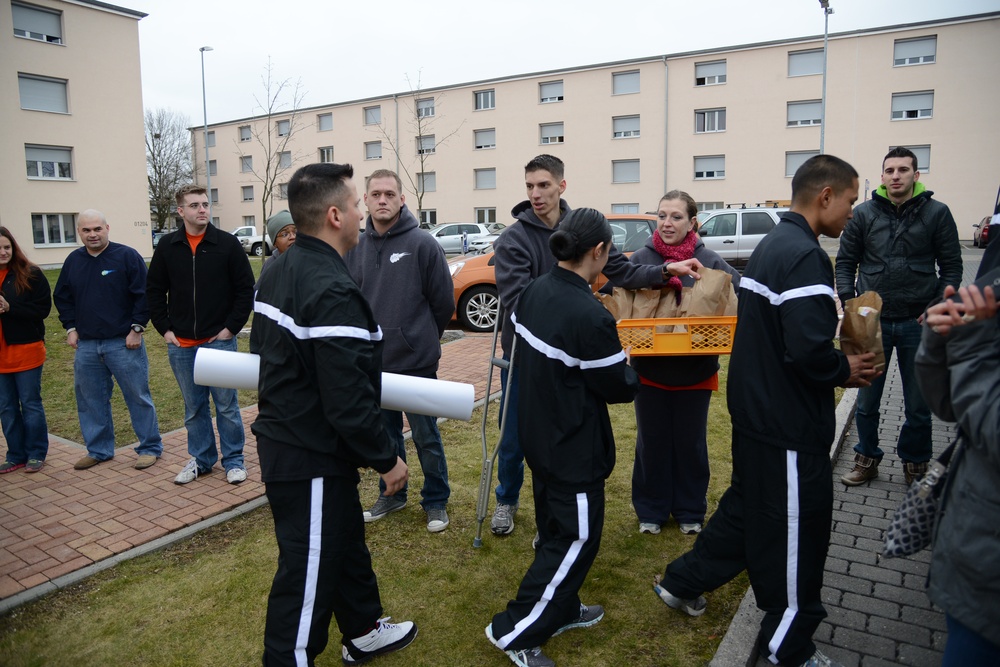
[{"xmin": 193, "ymin": 348, "xmax": 474, "ymax": 421}]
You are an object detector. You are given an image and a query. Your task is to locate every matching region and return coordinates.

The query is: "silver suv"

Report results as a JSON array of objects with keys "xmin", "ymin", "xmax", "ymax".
[{"xmin": 697, "ymin": 206, "xmax": 787, "ymax": 270}]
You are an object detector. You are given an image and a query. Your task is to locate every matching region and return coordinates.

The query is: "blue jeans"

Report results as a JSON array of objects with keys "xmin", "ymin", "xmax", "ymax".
[
  {"xmin": 75, "ymin": 337, "xmax": 162, "ymax": 461},
  {"xmin": 494, "ymin": 357, "xmax": 524, "ymax": 506},
  {"xmin": 167, "ymin": 337, "xmax": 245, "ymax": 472},
  {"xmin": 854, "ymin": 317, "xmax": 932, "ymax": 464},
  {"xmin": 942, "ymin": 614, "xmax": 1000, "ymax": 666},
  {"xmin": 378, "ymin": 409, "xmax": 450, "ymax": 509},
  {"xmin": 0, "ymin": 365, "xmax": 49, "ymax": 463}
]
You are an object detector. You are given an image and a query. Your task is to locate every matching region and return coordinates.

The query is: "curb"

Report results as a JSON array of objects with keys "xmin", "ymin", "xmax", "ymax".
[{"xmin": 709, "ymin": 388, "xmax": 858, "ymax": 667}]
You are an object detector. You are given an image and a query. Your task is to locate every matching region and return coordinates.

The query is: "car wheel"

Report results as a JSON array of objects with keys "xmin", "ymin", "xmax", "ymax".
[
  {"xmin": 459, "ymin": 285, "xmax": 500, "ymax": 333},
  {"xmin": 252, "ymin": 243, "xmax": 263, "ymax": 257}
]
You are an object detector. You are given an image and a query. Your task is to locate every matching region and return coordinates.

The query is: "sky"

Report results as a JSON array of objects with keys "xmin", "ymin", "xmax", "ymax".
[{"xmin": 121, "ymin": 0, "xmax": 997, "ymax": 127}]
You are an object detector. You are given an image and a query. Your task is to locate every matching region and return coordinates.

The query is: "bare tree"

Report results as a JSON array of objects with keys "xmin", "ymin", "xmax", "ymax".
[
  {"xmin": 369, "ymin": 72, "xmax": 465, "ymax": 217},
  {"xmin": 145, "ymin": 108, "xmax": 194, "ymax": 231},
  {"xmin": 237, "ymin": 58, "xmax": 306, "ymax": 244}
]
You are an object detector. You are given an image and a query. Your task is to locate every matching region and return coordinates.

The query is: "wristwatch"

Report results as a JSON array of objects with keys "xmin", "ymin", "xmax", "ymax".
[{"xmin": 131, "ymin": 324, "xmax": 145, "ymax": 334}]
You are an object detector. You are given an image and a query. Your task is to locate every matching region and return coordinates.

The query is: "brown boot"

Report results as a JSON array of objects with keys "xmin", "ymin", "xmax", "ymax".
[
  {"xmin": 904, "ymin": 462, "xmax": 929, "ymax": 486},
  {"xmin": 841, "ymin": 453, "xmax": 879, "ymax": 486}
]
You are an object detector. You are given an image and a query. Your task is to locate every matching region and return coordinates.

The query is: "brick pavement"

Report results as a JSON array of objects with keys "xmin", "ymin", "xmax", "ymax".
[{"xmin": 0, "ymin": 332, "xmax": 500, "ymax": 611}]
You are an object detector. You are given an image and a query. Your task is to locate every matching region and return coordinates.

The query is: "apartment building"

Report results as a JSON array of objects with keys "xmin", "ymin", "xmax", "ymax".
[
  {"xmin": 200, "ymin": 12, "xmax": 999, "ymax": 240},
  {"xmin": 1, "ymin": 0, "xmax": 149, "ymax": 266}
]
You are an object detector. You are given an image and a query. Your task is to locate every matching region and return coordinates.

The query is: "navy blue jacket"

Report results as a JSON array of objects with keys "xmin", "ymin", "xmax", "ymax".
[{"xmin": 54, "ymin": 242, "xmax": 149, "ymax": 339}]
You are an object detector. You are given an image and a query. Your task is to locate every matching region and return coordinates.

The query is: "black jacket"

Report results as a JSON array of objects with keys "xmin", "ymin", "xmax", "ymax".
[
  {"xmin": 835, "ymin": 185, "xmax": 962, "ymax": 320},
  {"xmin": 146, "ymin": 224, "xmax": 254, "ymax": 339},
  {"xmin": 514, "ymin": 265, "xmax": 639, "ymax": 491},
  {"xmin": 250, "ymin": 234, "xmax": 397, "ymax": 478},
  {"xmin": 729, "ymin": 212, "xmax": 850, "ymax": 452},
  {"xmin": 0, "ymin": 265, "xmax": 51, "ymax": 345}
]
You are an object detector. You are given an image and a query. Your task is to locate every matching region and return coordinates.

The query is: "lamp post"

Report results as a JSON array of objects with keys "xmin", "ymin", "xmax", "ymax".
[
  {"xmin": 200, "ymin": 46, "xmax": 214, "ymax": 221},
  {"xmin": 819, "ymin": 1, "xmax": 833, "ymax": 154}
]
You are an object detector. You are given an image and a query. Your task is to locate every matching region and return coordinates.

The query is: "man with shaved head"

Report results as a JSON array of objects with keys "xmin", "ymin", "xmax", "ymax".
[{"xmin": 54, "ymin": 209, "xmax": 163, "ymax": 470}]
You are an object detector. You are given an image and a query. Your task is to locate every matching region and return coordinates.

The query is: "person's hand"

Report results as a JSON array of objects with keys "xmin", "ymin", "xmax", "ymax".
[
  {"xmin": 843, "ymin": 351, "xmax": 881, "ymax": 388},
  {"xmin": 125, "ymin": 329, "xmax": 142, "ymax": 350},
  {"xmin": 0, "ymin": 294, "xmax": 9, "ymax": 314},
  {"xmin": 926, "ymin": 285, "xmax": 997, "ymax": 336},
  {"xmin": 163, "ymin": 330, "xmax": 179, "ymax": 346},
  {"xmin": 665, "ymin": 258, "xmax": 703, "ymax": 280},
  {"xmin": 214, "ymin": 328, "xmax": 234, "ymax": 341},
  {"xmin": 67, "ymin": 330, "xmax": 79, "ymax": 349},
  {"xmin": 380, "ymin": 457, "xmax": 409, "ymax": 496}
]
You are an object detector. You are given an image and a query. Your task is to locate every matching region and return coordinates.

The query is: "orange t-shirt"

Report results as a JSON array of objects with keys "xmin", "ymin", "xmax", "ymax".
[
  {"xmin": 0, "ymin": 268, "xmax": 46, "ymax": 373},
  {"xmin": 174, "ymin": 231, "xmax": 215, "ymax": 348}
]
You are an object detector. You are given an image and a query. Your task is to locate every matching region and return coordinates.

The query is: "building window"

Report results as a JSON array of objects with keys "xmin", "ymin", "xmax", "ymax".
[
  {"xmin": 611, "ymin": 203, "xmax": 640, "ymax": 214},
  {"xmin": 612, "ymin": 115, "xmax": 640, "ymax": 139},
  {"xmin": 12, "ymin": 3, "xmax": 62, "ymax": 44},
  {"xmin": 279, "ymin": 183, "xmax": 289, "ymax": 199},
  {"xmin": 698, "ymin": 202, "xmax": 724, "ymax": 213},
  {"xmin": 416, "ymin": 98, "xmax": 435, "ymax": 118},
  {"xmin": 695, "ymin": 108, "xmax": 726, "ymax": 133},
  {"xmin": 365, "ymin": 141, "xmax": 382, "ymax": 160},
  {"xmin": 31, "ymin": 213, "xmax": 76, "ymax": 245},
  {"xmin": 243, "ymin": 215, "xmax": 255, "ymax": 227},
  {"xmin": 276, "ymin": 119, "xmax": 290, "ymax": 137},
  {"xmin": 475, "ymin": 207, "xmax": 497, "ymax": 224},
  {"xmin": 418, "ymin": 172, "xmax": 436, "ymax": 193},
  {"xmin": 17, "ymin": 74, "xmax": 67, "ymax": 113},
  {"xmin": 208, "ymin": 159, "xmax": 217, "ymax": 176},
  {"xmin": 364, "ymin": 106, "xmax": 381, "ymax": 125},
  {"xmin": 539, "ymin": 81, "xmax": 564, "ymax": 103},
  {"xmin": 419, "ymin": 209, "xmax": 437, "ymax": 226},
  {"xmin": 25, "ymin": 145, "xmax": 71, "ymax": 180},
  {"xmin": 894, "ymin": 36, "xmax": 936, "ymax": 66},
  {"xmin": 475, "ymin": 168, "xmax": 496, "ymax": 190},
  {"xmin": 891, "ymin": 144, "xmax": 931, "ymax": 172},
  {"xmin": 241, "ymin": 155, "xmax": 253, "ymax": 172},
  {"xmin": 474, "ymin": 129, "xmax": 496, "ymax": 150},
  {"xmin": 239, "ymin": 125, "xmax": 251, "ymax": 142},
  {"xmin": 540, "ymin": 123, "xmax": 564, "ymax": 145},
  {"xmin": 612, "ymin": 70, "xmax": 640, "ymax": 95},
  {"xmin": 891, "ymin": 91, "xmax": 934, "ymax": 120},
  {"xmin": 242, "ymin": 186, "xmax": 254, "ymax": 202},
  {"xmin": 695, "ymin": 60, "xmax": 727, "ymax": 86},
  {"xmin": 788, "ymin": 49, "xmax": 824, "ymax": 77},
  {"xmin": 417, "ymin": 135, "xmax": 435, "ymax": 155},
  {"xmin": 278, "ymin": 151, "xmax": 292, "ymax": 169},
  {"xmin": 785, "ymin": 151, "xmax": 820, "ymax": 177},
  {"xmin": 475, "ymin": 89, "xmax": 495, "ymax": 111},
  {"xmin": 612, "ymin": 160, "xmax": 640, "ymax": 183},
  {"xmin": 317, "ymin": 113, "xmax": 333, "ymax": 131},
  {"xmin": 787, "ymin": 100, "xmax": 822, "ymax": 126},
  {"xmin": 206, "ymin": 131, "xmax": 216, "ymax": 147},
  {"xmin": 694, "ymin": 155, "xmax": 725, "ymax": 180},
  {"xmin": 210, "ymin": 188, "xmax": 219, "ymax": 204},
  {"xmin": 318, "ymin": 146, "xmax": 334, "ymax": 163}
]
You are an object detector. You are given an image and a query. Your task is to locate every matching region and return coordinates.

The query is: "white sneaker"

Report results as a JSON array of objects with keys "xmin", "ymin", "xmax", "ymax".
[
  {"xmin": 490, "ymin": 503, "xmax": 518, "ymax": 535},
  {"xmin": 485, "ymin": 624, "xmax": 554, "ymax": 667},
  {"xmin": 639, "ymin": 522, "xmax": 661, "ymax": 535},
  {"xmin": 342, "ymin": 617, "xmax": 417, "ymax": 664},
  {"xmin": 174, "ymin": 458, "xmax": 201, "ymax": 485},
  {"xmin": 226, "ymin": 467, "xmax": 248, "ymax": 484},
  {"xmin": 679, "ymin": 522, "xmax": 702, "ymax": 535}
]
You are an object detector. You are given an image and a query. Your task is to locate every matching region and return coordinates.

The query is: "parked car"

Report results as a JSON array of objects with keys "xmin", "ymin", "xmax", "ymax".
[
  {"xmin": 232, "ymin": 225, "xmax": 270, "ymax": 257},
  {"xmin": 429, "ymin": 223, "xmax": 494, "ymax": 254},
  {"xmin": 973, "ymin": 216, "xmax": 992, "ymax": 248},
  {"xmin": 468, "ymin": 233, "xmax": 501, "ymax": 254},
  {"xmin": 696, "ymin": 206, "xmax": 786, "ymax": 270},
  {"xmin": 448, "ymin": 214, "xmax": 657, "ymax": 332}
]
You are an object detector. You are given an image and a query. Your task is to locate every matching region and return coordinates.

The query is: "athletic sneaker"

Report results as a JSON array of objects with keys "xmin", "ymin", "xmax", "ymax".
[
  {"xmin": 532, "ymin": 532, "xmax": 540, "ymax": 550},
  {"xmin": 798, "ymin": 649, "xmax": 844, "ymax": 667},
  {"xmin": 174, "ymin": 457, "xmax": 208, "ymax": 485},
  {"xmin": 25, "ymin": 459, "xmax": 44, "ymax": 473},
  {"xmin": 226, "ymin": 467, "xmax": 248, "ymax": 484},
  {"xmin": 0, "ymin": 461, "xmax": 25, "ymax": 474},
  {"xmin": 425, "ymin": 507, "xmax": 449, "ymax": 533},
  {"xmin": 364, "ymin": 496, "xmax": 406, "ymax": 523},
  {"xmin": 552, "ymin": 603, "xmax": 604, "ymax": 636},
  {"xmin": 342, "ymin": 617, "xmax": 417, "ymax": 664},
  {"xmin": 639, "ymin": 522, "xmax": 661, "ymax": 535},
  {"xmin": 653, "ymin": 582, "xmax": 707, "ymax": 617},
  {"xmin": 490, "ymin": 503, "xmax": 518, "ymax": 535},
  {"xmin": 485, "ymin": 624, "xmax": 555, "ymax": 667},
  {"xmin": 679, "ymin": 523, "xmax": 702, "ymax": 535}
]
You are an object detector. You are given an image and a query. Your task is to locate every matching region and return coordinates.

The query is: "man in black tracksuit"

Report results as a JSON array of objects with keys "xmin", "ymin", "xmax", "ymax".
[
  {"xmin": 656, "ymin": 156, "xmax": 878, "ymax": 667},
  {"xmin": 251, "ymin": 163, "xmax": 416, "ymax": 666}
]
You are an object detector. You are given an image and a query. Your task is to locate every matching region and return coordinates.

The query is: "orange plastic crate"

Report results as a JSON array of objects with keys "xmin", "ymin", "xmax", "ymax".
[{"xmin": 616, "ymin": 316, "xmax": 736, "ymax": 356}]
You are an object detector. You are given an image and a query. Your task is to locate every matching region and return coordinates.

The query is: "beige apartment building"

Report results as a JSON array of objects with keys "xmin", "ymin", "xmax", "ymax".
[
  {"xmin": 1, "ymin": 0, "xmax": 149, "ymax": 266},
  {"xmin": 198, "ymin": 12, "xmax": 999, "ymax": 242}
]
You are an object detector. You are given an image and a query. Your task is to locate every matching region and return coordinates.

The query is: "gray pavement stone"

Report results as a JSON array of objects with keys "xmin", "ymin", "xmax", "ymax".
[
  {"xmin": 872, "ymin": 583, "xmax": 933, "ymax": 610},
  {"xmin": 828, "ymin": 544, "xmax": 878, "ymax": 566},
  {"xmin": 826, "ymin": 605, "xmax": 868, "ymax": 631},
  {"xmin": 841, "ymin": 592, "xmax": 900, "ymax": 621},
  {"xmin": 901, "ymin": 605, "xmax": 948, "ymax": 633},
  {"xmin": 848, "ymin": 562, "xmax": 903, "ymax": 586},
  {"xmin": 825, "ymin": 556, "xmax": 849, "ymax": 574},
  {"xmin": 834, "ymin": 522, "xmax": 885, "ymax": 541},
  {"xmin": 867, "ymin": 615, "xmax": 932, "ymax": 647},
  {"xmin": 824, "ymin": 571, "xmax": 875, "ymax": 596},
  {"xmin": 830, "ymin": 627, "xmax": 897, "ymax": 659},
  {"xmin": 897, "ymin": 644, "xmax": 945, "ymax": 667}
]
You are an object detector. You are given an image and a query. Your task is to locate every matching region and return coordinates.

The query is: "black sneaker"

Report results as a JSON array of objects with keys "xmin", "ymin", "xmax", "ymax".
[
  {"xmin": 363, "ymin": 496, "xmax": 406, "ymax": 523},
  {"xmin": 552, "ymin": 603, "xmax": 604, "ymax": 636},
  {"xmin": 342, "ymin": 617, "xmax": 417, "ymax": 664}
]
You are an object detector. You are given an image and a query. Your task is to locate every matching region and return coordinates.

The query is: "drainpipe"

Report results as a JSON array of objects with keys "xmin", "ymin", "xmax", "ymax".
[
  {"xmin": 393, "ymin": 94, "xmax": 400, "ymax": 174},
  {"xmin": 662, "ymin": 55, "xmax": 669, "ymax": 196}
]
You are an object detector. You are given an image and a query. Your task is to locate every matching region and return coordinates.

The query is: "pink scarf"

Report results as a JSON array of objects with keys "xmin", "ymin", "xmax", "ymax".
[{"xmin": 651, "ymin": 229, "xmax": 698, "ymax": 293}]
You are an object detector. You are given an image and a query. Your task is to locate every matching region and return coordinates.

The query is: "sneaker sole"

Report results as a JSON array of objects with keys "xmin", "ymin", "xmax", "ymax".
[
  {"xmin": 552, "ymin": 609, "xmax": 604, "ymax": 636},
  {"xmin": 653, "ymin": 584, "xmax": 706, "ymax": 617},
  {"xmin": 25, "ymin": 464, "xmax": 44, "ymax": 473},
  {"xmin": 490, "ymin": 519, "xmax": 515, "ymax": 536},
  {"xmin": 427, "ymin": 520, "xmax": 449, "ymax": 533},
  {"xmin": 342, "ymin": 625, "xmax": 417, "ymax": 665},
  {"xmin": 0, "ymin": 464, "xmax": 26, "ymax": 474},
  {"xmin": 363, "ymin": 504, "xmax": 406, "ymax": 523}
]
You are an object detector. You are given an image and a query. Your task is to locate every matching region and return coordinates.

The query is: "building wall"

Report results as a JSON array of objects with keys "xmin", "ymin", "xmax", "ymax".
[
  {"xmin": 1, "ymin": 0, "xmax": 148, "ymax": 266},
  {"xmin": 198, "ymin": 13, "xmax": 999, "ymax": 240}
]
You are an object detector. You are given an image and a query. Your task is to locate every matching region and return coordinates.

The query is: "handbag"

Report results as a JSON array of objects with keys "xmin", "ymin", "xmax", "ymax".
[{"xmin": 881, "ymin": 438, "xmax": 960, "ymax": 558}]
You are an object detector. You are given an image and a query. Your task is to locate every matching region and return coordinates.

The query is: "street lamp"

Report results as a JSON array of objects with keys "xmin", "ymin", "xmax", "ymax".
[
  {"xmin": 200, "ymin": 46, "xmax": 214, "ymax": 220},
  {"xmin": 819, "ymin": 1, "xmax": 833, "ymax": 154}
]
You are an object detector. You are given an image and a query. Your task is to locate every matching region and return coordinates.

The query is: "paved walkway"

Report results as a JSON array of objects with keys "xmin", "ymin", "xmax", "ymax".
[{"xmin": 0, "ymin": 332, "xmax": 501, "ymax": 612}]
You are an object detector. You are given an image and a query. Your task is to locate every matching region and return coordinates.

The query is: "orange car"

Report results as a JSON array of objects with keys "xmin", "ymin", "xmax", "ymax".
[{"xmin": 448, "ymin": 214, "xmax": 657, "ymax": 332}]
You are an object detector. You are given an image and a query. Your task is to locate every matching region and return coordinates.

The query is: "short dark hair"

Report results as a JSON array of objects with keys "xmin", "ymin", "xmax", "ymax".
[
  {"xmin": 365, "ymin": 169, "xmax": 402, "ymax": 193},
  {"xmin": 882, "ymin": 146, "xmax": 918, "ymax": 172},
  {"xmin": 791, "ymin": 155, "xmax": 858, "ymax": 205},
  {"xmin": 549, "ymin": 208, "xmax": 611, "ymax": 263},
  {"xmin": 175, "ymin": 184, "xmax": 207, "ymax": 206},
  {"xmin": 525, "ymin": 154, "xmax": 564, "ymax": 181},
  {"xmin": 287, "ymin": 163, "xmax": 355, "ymax": 234}
]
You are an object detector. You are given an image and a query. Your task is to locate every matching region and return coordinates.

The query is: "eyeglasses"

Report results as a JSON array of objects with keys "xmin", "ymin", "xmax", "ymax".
[{"xmin": 277, "ymin": 229, "xmax": 296, "ymax": 239}]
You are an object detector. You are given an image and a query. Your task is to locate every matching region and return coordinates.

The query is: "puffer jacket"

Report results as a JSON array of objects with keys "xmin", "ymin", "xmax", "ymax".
[{"xmin": 835, "ymin": 183, "xmax": 961, "ymax": 320}]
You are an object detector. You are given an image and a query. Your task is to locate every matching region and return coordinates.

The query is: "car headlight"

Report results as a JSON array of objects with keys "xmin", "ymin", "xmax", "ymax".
[{"xmin": 449, "ymin": 261, "xmax": 465, "ymax": 277}]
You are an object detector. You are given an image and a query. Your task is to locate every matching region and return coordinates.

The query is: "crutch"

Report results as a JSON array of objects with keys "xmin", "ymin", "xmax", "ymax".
[{"xmin": 473, "ymin": 306, "xmax": 517, "ymax": 548}]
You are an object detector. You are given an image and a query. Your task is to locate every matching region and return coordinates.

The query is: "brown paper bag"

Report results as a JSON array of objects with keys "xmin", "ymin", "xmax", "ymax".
[
  {"xmin": 840, "ymin": 291, "xmax": 886, "ymax": 372},
  {"xmin": 723, "ymin": 282, "xmax": 738, "ymax": 317},
  {"xmin": 595, "ymin": 292, "xmax": 619, "ymax": 321},
  {"xmin": 611, "ymin": 287, "xmax": 635, "ymax": 320},
  {"xmin": 684, "ymin": 268, "xmax": 732, "ymax": 317},
  {"xmin": 631, "ymin": 289, "xmax": 661, "ymax": 318},
  {"xmin": 654, "ymin": 287, "xmax": 683, "ymax": 333}
]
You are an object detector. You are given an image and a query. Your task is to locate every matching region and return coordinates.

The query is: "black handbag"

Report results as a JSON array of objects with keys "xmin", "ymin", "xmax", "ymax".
[{"xmin": 881, "ymin": 439, "xmax": 960, "ymax": 558}]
